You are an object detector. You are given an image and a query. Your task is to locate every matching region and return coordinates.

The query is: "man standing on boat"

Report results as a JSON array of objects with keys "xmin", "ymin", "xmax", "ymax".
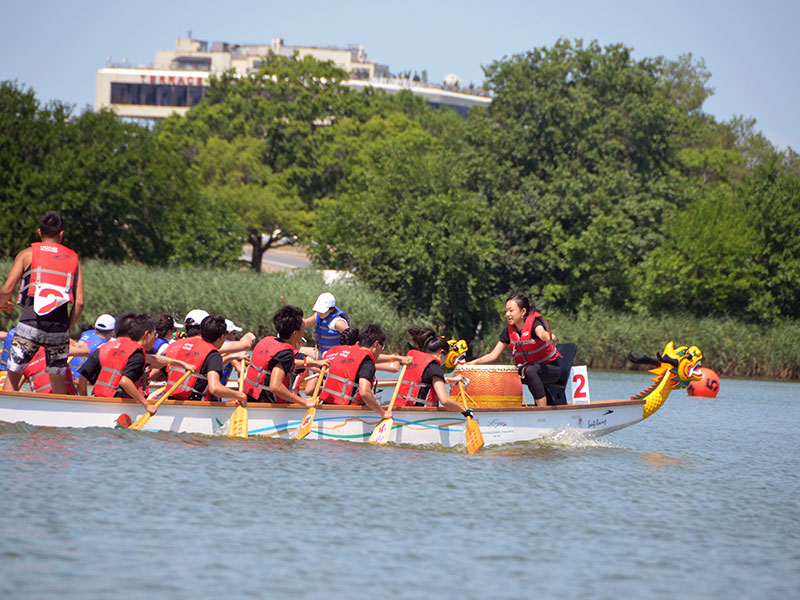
[{"xmin": 1, "ymin": 211, "xmax": 84, "ymax": 394}]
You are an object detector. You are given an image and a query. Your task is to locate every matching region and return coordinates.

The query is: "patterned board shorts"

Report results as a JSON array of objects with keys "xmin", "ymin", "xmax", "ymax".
[{"xmin": 6, "ymin": 322, "xmax": 70, "ymax": 375}]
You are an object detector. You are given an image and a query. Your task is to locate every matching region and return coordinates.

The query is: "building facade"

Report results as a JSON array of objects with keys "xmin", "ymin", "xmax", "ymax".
[{"xmin": 95, "ymin": 37, "xmax": 490, "ymax": 119}]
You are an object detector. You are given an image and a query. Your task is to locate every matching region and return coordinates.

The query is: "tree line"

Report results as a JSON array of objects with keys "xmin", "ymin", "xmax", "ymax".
[{"xmin": 2, "ymin": 39, "xmax": 798, "ymax": 340}]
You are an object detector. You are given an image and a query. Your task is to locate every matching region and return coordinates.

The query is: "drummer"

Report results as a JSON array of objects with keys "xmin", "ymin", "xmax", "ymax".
[{"xmin": 466, "ymin": 294, "xmax": 560, "ymax": 407}]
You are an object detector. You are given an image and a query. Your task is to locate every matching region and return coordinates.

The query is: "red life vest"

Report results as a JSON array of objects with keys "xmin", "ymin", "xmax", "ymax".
[
  {"xmin": 93, "ymin": 338, "xmax": 146, "ymax": 398},
  {"xmin": 318, "ymin": 345, "xmax": 374, "ymax": 405},
  {"xmin": 23, "ymin": 347, "xmax": 75, "ymax": 395},
  {"xmin": 395, "ymin": 349, "xmax": 439, "ymax": 407},
  {"xmin": 243, "ymin": 336, "xmax": 295, "ymax": 401},
  {"xmin": 508, "ymin": 313, "xmax": 560, "ymax": 367},
  {"xmin": 164, "ymin": 336, "xmax": 218, "ymax": 400},
  {"xmin": 17, "ymin": 242, "xmax": 79, "ymax": 315}
]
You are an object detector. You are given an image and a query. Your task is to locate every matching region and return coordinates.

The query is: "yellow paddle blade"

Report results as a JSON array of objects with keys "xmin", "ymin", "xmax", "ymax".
[
  {"xmin": 465, "ymin": 416, "xmax": 484, "ymax": 454},
  {"xmin": 296, "ymin": 406, "xmax": 316, "ymax": 440},
  {"xmin": 368, "ymin": 417, "xmax": 394, "ymax": 444},
  {"xmin": 226, "ymin": 405, "xmax": 249, "ymax": 438},
  {"xmin": 128, "ymin": 412, "xmax": 151, "ymax": 431},
  {"xmin": 296, "ymin": 365, "xmax": 327, "ymax": 440}
]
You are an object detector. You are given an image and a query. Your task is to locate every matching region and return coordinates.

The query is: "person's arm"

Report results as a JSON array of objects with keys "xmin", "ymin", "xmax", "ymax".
[
  {"xmin": 302, "ymin": 314, "xmax": 316, "ymax": 329},
  {"xmin": 467, "ymin": 341, "xmax": 507, "ymax": 365},
  {"xmin": 332, "ymin": 317, "xmax": 349, "ymax": 333},
  {"xmin": 533, "ymin": 323, "xmax": 556, "ymax": 343},
  {"xmin": 0, "ymin": 248, "xmax": 30, "ymax": 309},
  {"xmin": 206, "ymin": 370, "xmax": 247, "ymax": 405},
  {"xmin": 118, "ymin": 376, "xmax": 157, "ymax": 414},
  {"xmin": 145, "ymin": 353, "xmax": 197, "ymax": 373},
  {"xmin": 268, "ymin": 365, "xmax": 314, "ymax": 408},
  {"xmin": 220, "ymin": 333, "xmax": 256, "ymax": 353},
  {"xmin": 67, "ymin": 262, "xmax": 84, "ymax": 333},
  {"xmin": 358, "ymin": 377, "xmax": 391, "ymax": 419},
  {"xmin": 77, "ymin": 375, "xmax": 89, "ymax": 396},
  {"xmin": 69, "ymin": 339, "xmax": 91, "ymax": 358},
  {"xmin": 431, "ymin": 376, "xmax": 466, "ymax": 412}
]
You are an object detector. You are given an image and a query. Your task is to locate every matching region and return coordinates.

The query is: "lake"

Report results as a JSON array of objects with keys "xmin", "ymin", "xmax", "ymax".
[{"xmin": 1, "ymin": 371, "xmax": 798, "ymax": 599}]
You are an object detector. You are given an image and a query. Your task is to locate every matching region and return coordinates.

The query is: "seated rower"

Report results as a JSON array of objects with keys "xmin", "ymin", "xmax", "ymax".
[
  {"xmin": 243, "ymin": 305, "xmax": 326, "ymax": 406},
  {"xmin": 151, "ymin": 314, "xmax": 181, "ymax": 354},
  {"xmin": 78, "ymin": 314, "xmax": 158, "ymax": 414},
  {"xmin": 70, "ymin": 314, "xmax": 115, "ymax": 379},
  {"xmin": 394, "ymin": 326, "xmax": 466, "ymax": 413},
  {"xmin": 159, "ymin": 314, "xmax": 246, "ymax": 405},
  {"xmin": 467, "ymin": 293, "xmax": 560, "ymax": 407},
  {"xmin": 22, "ymin": 346, "xmax": 77, "ymax": 395},
  {"xmin": 318, "ymin": 323, "xmax": 399, "ymax": 420}
]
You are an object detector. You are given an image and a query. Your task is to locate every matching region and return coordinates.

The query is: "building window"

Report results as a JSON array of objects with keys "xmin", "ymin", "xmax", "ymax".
[{"xmin": 110, "ymin": 83, "xmax": 208, "ymax": 107}]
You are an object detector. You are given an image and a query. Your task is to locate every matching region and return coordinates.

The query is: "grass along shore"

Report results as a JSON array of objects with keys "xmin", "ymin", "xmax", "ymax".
[{"xmin": 1, "ymin": 260, "xmax": 798, "ymax": 380}]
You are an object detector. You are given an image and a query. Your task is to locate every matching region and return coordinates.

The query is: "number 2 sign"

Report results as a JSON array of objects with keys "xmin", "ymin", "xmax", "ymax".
[{"xmin": 567, "ymin": 365, "xmax": 591, "ymax": 404}]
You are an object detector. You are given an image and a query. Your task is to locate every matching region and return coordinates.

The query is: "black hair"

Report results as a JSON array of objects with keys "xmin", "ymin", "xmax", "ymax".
[
  {"xmin": 273, "ymin": 305, "xmax": 304, "ymax": 339},
  {"xmin": 154, "ymin": 314, "xmax": 175, "ymax": 338},
  {"xmin": 339, "ymin": 326, "xmax": 360, "ymax": 346},
  {"xmin": 128, "ymin": 314, "xmax": 155, "ymax": 342},
  {"xmin": 408, "ymin": 326, "xmax": 449, "ymax": 354},
  {"xmin": 115, "ymin": 312, "xmax": 136, "ymax": 338},
  {"xmin": 506, "ymin": 293, "xmax": 532, "ymax": 318},
  {"xmin": 39, "ymin": 211, "xmax": 65, "ymax": 238},
  {"xmin": 359, "ymin": 323, "xmax": 386, "ymax": 348},
  {"xmin": 200, "ymin": 314, "xmax": 227, "ymax": 343}
]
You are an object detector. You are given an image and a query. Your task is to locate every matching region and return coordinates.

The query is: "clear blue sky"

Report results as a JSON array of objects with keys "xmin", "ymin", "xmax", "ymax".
[{"xmin": 2, "ymin": 0, "xmax": 798, "ymax": 150}]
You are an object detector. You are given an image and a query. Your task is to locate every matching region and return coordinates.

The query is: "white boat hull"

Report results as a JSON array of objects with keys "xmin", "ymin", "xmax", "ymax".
[{"xmin": 0, "ymin": 389, "xmax": 645, "ymax": 448}]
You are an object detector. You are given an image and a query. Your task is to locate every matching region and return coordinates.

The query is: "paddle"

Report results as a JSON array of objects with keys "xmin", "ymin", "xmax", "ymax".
[
  {"xmin": 368, "ymin": 364, "xmax": 407, "ymax": 444},
  {"xmin": 296, "ymin": 365, "xmax": 327, "ymax": 440},
  {"xmin": 227, "ymin": 357, "xmax": 249, "ymax": 438},
  {"xmin": 458, "ymin": 380, "xmax": 485, "ymax": 454},
  {"xmin": 129, "ymin": 370, "xmax": 191, "ymax": 431}
]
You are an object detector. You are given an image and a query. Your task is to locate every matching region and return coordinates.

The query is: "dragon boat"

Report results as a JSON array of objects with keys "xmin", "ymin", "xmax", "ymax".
[{"xmin": 0, "ymin": 342, "xmax": 702, "ymax": 450}]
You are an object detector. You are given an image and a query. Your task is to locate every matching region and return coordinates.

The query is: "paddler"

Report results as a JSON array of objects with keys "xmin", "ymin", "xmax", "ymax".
[
  {"xmin": 318, "ymin": 323, "xmax": 406, "ymax": 420},
  {"xmin": 0, "ymin": 211, "xmax": 84, "ymax": 394},
  {"xmin": 243, "ymin": 305, "xmax": 328, "ymax": 406},
  {"xmin": 77, "ymin": 314, "xmax": 158, "ymax": 413},
  {"xmin": 466, "ymin": 294, "xmax": 561, "ymax": 407},
  {"xmin": 393, "ymin": 326, "xmax": 467, "ymax": 412},
  {"xmin": 157, "ymin": 314, "xmax": 247, "ymax": 405},
  {"xmin": 70, "ymin": 314, "xmax": 115, "ymax": 379}
]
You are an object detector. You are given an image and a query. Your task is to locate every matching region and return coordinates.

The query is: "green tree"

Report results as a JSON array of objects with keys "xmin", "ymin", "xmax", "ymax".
[
  {"xmin": 159, "ymin": 53, "xmax": 354, "ymax": 271},
  {"xmin": 311, "ymin": 112, "xmax": 498, "ymax": 337},
  {"xmin": 465, "ymin": 39, "xmax": 699, "ymax": 310}
]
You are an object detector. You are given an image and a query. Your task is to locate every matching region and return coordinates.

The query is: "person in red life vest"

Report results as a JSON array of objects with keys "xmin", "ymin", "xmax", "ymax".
[
  {"xmin": 77, "ymin": 314, "xmax": 158, "ymax": 414},
  {"xmin": 318, "ymin": 323, "xmax": 396, "ymax": 420},
  {"xmin": 1, "ymin": 211, "xmax": 84, "ymax": 394},
  {"xmin": 22, "ymin": 347, "xmax": 77, "ymax": 395},
  {"xmin": 394, "ymin": 326, "xmax": 468, "ymax": 412},
  {"xmin": 156, "ymin": 314, "xmax": 246, "ymax": 405},
  {"xmin": 467, "ymin": 294, "xmax": 561, "ymax": 407},
  {"xmin": 244, "ymin": 305, "xmax": 328, "ymax": 406}
]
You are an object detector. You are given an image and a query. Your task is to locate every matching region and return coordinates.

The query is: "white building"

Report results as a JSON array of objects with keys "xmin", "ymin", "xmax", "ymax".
[{"xmin": 95, "ymin": 37, "xmax": 490, "ymax": 120}]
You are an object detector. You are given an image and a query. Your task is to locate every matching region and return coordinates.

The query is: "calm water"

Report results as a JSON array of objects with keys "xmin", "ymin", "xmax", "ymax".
[{"xmin": 1, "ymin": 372, "xmax": 798, "ymax": 599}]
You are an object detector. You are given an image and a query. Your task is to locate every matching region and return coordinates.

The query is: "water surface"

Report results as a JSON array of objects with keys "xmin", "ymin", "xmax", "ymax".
[{"xmin": 1, "ymin": 372, "xmax": 798, "ymax": 599}]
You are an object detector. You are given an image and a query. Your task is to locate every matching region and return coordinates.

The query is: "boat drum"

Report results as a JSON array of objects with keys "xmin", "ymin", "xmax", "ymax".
[{"xmin": 449, "ymin": 364, "xmax": 523, "ymax": 408}]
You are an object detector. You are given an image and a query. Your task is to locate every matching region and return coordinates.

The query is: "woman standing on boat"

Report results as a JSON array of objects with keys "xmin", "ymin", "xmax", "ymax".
[
  {"xmin": 394, "ymin": 327, "xmax": 466, "ymax": 412},
  {"xmin": 467, "ymin": 294, "xmax": 560, "ymax": 407}
]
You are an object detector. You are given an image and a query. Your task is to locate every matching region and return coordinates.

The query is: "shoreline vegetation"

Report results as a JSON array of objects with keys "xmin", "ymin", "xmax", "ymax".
[{"xmin": 2, "ymin": 260, "xmax": 797, "ymax": 381}]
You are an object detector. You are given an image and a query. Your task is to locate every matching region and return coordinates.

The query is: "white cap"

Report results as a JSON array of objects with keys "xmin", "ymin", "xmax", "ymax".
[
  {"xmin": 225, "ymin": 318, "xmax": 242, "ymax": 333},
  {"xmin": 312, "ymin": 292, "xmax": 336, "ymax": 313},
  {"xmin": 184, "ymin": 309, "xmax": 209, "ymax": 326},
  {"xmin": 94, "ymin": 314, "xmax": 116, "ymax": 332}
]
